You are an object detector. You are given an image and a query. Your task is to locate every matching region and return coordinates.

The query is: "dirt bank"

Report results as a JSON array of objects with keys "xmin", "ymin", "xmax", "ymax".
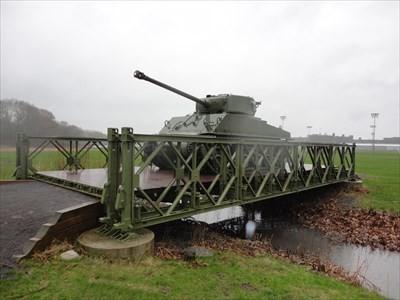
[{"xmin": 292, "ymin": 185, "xmax": 400, "ymax": 252}]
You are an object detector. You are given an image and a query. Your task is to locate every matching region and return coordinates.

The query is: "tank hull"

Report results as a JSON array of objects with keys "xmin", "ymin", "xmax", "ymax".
[
  {"xmin": 144, "ymin": 112, "xmax": 290, "ymax": 173},
  {"xmin": 160, "ymin": 112, "xmax": 290, "ymax": 139}
]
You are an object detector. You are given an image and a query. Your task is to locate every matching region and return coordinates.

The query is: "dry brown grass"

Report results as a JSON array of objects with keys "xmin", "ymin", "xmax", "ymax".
[{"xmin": 32, "ymin": 240, "xmax": 74, "ymax": 262}]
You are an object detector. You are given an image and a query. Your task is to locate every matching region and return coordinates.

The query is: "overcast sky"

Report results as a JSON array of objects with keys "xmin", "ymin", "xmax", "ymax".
[{"xmin": 1, "ymin": 1, "xmax": 399, "ymax": 139}]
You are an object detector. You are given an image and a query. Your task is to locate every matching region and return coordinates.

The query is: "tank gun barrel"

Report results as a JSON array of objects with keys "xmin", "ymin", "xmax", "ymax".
[{"xmin": 134, "ymin": 70, "xmax": 207, "ymax": 107}]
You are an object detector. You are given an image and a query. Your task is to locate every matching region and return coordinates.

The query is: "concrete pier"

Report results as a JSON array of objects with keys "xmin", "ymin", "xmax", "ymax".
[{"xmin": 78, "ymin": 228, "xmax": 154, "ymax": 260}]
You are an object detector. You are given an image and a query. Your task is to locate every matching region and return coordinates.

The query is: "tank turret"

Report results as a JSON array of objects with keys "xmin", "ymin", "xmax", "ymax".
[
  {"xmin": 196, "ymin": 94, "xmax": 259, "ymax": 116},
  {"xmin": 134, "ymin": 70, "xmax": 290, "ymax": 139},
  {"xmin": 135, "ymin": 71, "xmax": 260, "ymax": 117}
]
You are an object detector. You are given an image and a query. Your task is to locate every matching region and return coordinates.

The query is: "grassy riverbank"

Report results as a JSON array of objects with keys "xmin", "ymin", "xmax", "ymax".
[
  {"xmin": 0, "ymin": 252, "xmax": 382, "ymax": 300},
  {"xmin": 355, "ymin": 150, "xmax": 400, "ymax": 213}
]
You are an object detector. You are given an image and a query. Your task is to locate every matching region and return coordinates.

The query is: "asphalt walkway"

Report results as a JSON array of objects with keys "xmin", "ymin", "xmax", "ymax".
[{"xmin": 0, "ymin": 182, "xmax": 96, "ymax": 269}]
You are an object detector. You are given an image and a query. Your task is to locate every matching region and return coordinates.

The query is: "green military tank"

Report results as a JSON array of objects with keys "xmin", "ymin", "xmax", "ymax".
[
  {"xmin": 134, "ymin": 70, "xmax": 290, "ymax": 171},
  {"xmin": 134, "ymin": 70, "xmax": 290, "ymax": 139}
]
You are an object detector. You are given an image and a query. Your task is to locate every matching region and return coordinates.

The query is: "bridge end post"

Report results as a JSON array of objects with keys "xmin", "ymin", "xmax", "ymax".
[
  {"xmin": 351, "ymin": 143, "xmax": 356, "ymax": 177},
  {"xmin": 114, "ymin": 127, "xmax": 135, "ymax": 231},
  {"xmin": 100, "ymin": 128, "xmax": 120, "ymax": 225},
  {"xmin": 15, "ymin": 133, "xmax": 29, "ymax": 179}
]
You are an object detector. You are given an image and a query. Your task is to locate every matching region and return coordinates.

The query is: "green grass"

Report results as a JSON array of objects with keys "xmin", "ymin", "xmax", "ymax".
[
  {"xmin": 0, "ymin": 149, "xmax": 106, "ymax": 179},
  {"xmin": 355, "ymin": 150, "xmax": 400, "ymax": 213},
  {"xmin": 0, "ymin": 253, "xmax": 382, "ymax": 300},
  {"xmin": 0, "ymin": 150, "xmax": 16, "ymax": 179}
]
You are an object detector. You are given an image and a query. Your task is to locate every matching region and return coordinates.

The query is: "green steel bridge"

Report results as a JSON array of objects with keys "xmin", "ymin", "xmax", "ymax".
[{"xmin": 15, "ymin": 128, "xmax": 356, "ymax": 232}]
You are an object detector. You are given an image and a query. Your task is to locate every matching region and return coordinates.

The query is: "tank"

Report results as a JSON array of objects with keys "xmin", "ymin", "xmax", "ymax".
[
  {"xmin": 134, "ymin": 70, "xmax": 290, "ymax": 171},
  {"xmin": 134, "ymin": 71, "xmax": 290, "ymax": 139}
]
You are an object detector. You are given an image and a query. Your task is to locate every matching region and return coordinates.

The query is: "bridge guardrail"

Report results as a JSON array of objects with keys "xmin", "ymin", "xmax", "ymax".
[{"xmin": 15, "ymin": 133, "xmax": 108, "ymax": 180}]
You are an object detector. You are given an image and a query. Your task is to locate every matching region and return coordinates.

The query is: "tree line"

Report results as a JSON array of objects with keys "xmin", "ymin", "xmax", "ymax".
[{"xmin": 0, "ymin": 99, "xmax": 105, "ymax": 146}]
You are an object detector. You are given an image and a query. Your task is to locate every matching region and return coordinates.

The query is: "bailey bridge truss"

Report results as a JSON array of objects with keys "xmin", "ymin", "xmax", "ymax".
[{"xmin": 15, "ymin": 128, "xmax": 356, "ymax": 231}]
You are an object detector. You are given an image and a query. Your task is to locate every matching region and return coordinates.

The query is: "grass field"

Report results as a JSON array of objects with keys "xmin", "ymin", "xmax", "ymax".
[
  {"xmin": 0, "ymin": 253, "xmax": 383, "ymax": 300},
  {"xmin": 355, "ymin": 150, "xmax": 400, "ymax": 213},
  {"xmin": 0, "ymin": 149, "xmax": 106, "ymax": 179}
]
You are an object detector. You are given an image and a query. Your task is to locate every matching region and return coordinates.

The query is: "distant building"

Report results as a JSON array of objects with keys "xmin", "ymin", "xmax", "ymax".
[
  {"xmin": 355, "ymin": 137, "xmax": 400, "ymax": 144},
  {"xmin": 306, "ymin": 134, "xmax": 354, "ymax": 144},
  {"xmin": 291, "ymin": 135, "xmax": 399, "ymax": 151},
  {"xmin": 382, "ymin": 137, "xmax": 400, "ymax": 144}
]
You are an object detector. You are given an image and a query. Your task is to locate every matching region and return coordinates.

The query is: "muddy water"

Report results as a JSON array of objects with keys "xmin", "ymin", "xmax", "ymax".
[{"xmin": 192, "ymin": 206, "xmax": 400, "ymax": 300}]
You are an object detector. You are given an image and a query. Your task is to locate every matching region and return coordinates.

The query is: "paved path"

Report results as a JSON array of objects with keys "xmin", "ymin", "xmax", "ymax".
[{"xmin": 0, "ymin": 182, "xmax": 96, "ymax": 268}]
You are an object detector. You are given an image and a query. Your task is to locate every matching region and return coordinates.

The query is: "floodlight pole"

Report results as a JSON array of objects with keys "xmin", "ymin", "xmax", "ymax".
[
  {"xmin": 370, "ymin": 113, "xmax": 379, "ymax": 152},
  {"xmin": 306, "ymin": 125, "xmax": 312, "ymax": 136},
  {"xmin": 280, "ymin": 116, "xmax": 287, "ymax": 129}
]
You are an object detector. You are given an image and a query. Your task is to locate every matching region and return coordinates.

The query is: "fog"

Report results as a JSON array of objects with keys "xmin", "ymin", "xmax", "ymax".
[{"xmin": 1, "ymin": 1, "xmax": 399, "ymax": 139}]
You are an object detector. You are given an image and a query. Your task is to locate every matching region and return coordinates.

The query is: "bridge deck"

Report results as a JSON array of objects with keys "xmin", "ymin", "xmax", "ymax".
[
  {"xmin": 35, "ymin": 164, "xmax": 313, "ymax": 196},
  {"xmin": 36, "ymin": 167, "xmax": 216, "ymax": 193}
]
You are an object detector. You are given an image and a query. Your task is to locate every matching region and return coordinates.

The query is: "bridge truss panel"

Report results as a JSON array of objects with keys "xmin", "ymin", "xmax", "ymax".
[
  {"xmin": 100, "ymin": 128, "xmax": 356, "ymax": 231},
  {"xmin": 15, "ymin": 129, "xmax": 356, "ymax": 231}
]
